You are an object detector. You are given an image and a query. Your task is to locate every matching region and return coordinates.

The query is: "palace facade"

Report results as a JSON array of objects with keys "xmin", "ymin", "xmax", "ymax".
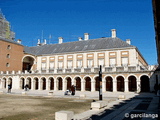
[{"xmin": 0, "ymin": 11, "xmax": 157, "ymax": 93}]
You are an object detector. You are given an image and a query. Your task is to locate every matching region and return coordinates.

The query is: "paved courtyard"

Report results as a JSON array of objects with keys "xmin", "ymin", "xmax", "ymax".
[{"xmin": 0, "ymin": 89, "xmax": 159, "ymax": 120}]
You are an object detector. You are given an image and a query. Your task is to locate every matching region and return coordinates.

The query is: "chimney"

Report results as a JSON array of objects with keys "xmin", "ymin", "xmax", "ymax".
[
  {"xmin": 58, "ymin": 37, "xmax": 63, "ymax": 44},
  {"xmin": 37, "ymin": 39, "xmax": 41, "ymax": 46},
  {"xmin": 44, "ymin": 39, "xmax": 47, "ymax": 44},
  {"xmin": 126, "ymin": 39, "xmax": 131, "ymax": 45},
  {"xmin": 17, "ymin": 39, "xmax": 21, "ymax": 44},
  {"xmin": 84, "ymin": 33, "xmax": 89, "ymax": 40},
  {"xmin": 78, "ymin": 37, "xmax": 83, "ymax": 41},
  {"xmin": 111, "ymin": 29, "xmax": 116, "ymax": 38}
]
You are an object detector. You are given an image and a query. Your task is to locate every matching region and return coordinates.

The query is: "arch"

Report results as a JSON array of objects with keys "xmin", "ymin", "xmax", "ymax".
[
  {"xmin": 8, "ymin": 77, "xmax": 13, "ymax": 89},
  {"xmin": 33, "ymin": 77, "xmax": 39, "ymax": 90},
  {"xmin": 117, "ymin": 76, "xmax": 124, "ymax": 92},
  {"xmin": 105, "ymin": 76, "xmax": 113, "ymax": 91},
  {"xmin": 65, "ymin": 77, "xmax": 72, "ymax": 90},
  {"xmin": 22, "ymin": 55, "xmax": 36, "ymax": 72},
  {"xmin": 74, "ymin": 76, "xmax": 81, "ymax": 91},
  {"xmin": 128, "ymin": 75, "xmax": 137, "ymax": 92},
  {"xmin": 41, "ymin": 77, "xmax": 46, "ymax": 90},
  {"xmin": 2, "ymin": 77, "xmax": 7, "ymax": 88},
  {"xmin": 20, "ymin": 77, "xmax": 25, "ymax": 89},
  {"xmin": 140, "ymin": 75, "xmax": 150, "ymax": 92},
  {"xmin": 49, "ymin": 77, "xmax": 54, "ymax": 90},
  {"xmin": 94, "ymin": 76, "xmax": 99, "ymax": 91},
  {"xmin": 26, "ymin": 77, "xmax": 32, "ymax": 89},
  {"xmin": 57, "ymin": 77, "xmax": 63, "ymax": 90},
  {"xmin": 84, "ymin": 76, "xmax": 91, "ymax": 91}
]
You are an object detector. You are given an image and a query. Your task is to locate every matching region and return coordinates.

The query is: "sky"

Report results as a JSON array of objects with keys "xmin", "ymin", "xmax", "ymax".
[{"xmin": 0, "ymin": 0, "xmax": 157, "ymax": 65}]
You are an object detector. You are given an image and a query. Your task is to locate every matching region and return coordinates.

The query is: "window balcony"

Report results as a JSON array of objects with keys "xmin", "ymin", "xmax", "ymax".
[
  {"xmin": 66, "ymin": 69, "xmax": 71, "ymax": 73},
  {"xmin": 84, "ymin": 68, "xmax": 91, "ymax": 73},
  {"xmin": 128, "ymin": 66, "xmax": 136, "ymax": 72},
  {"xmin": 74, "ymin": 68, "xmax": 81, "ymax": 73},
  {"xmin": 116, "ymin": 67, "xmax": 124, "ymax": 72},
  {"xmin": 105, "ymin": 67, "xmax": 113, "ymax": 72}
]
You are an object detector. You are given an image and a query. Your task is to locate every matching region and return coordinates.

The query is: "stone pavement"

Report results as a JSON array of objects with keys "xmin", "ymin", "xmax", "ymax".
[
  {"xmin": 88, "ymin": 93, "xmax": 159, "ymax": 120},
  {"xmin": 0, "ymin": 89, "xmax": 159, "ymax": 120}
]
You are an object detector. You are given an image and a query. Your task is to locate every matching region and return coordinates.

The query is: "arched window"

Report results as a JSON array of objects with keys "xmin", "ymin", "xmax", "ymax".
[
  {"xmin": 6, "ymin": 54, "xmax": 10, "ymax": 58},
  {"xmin": 7, "ymin": 45, "xmax": 11, "ymax": 49},
  {"xmin": 6, "ymin": 63, "xmax": 10, "ymax": 67}
]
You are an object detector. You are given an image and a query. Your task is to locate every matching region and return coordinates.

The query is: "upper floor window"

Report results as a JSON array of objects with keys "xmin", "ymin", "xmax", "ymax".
[
  {"xmin": 67, "ymin": 61, "xmax": 72, "ymax": 68},
  {"xmin": 6, "ymin": 54, "xmax": 10, "ymax": 58},
  {"xmin": 98, "ymin": 59, "xmax": 104, "ymax": 67},
  {"xmin": 87, "ymin": 59, "xmax": 93, "ymax": 68},
  {"xmin": 7, "ymin": 45, "xmax": 11, "ymax": 49},
  {"xmin": 41, "ymin": 63, "xmax": 46, "ymax": 70},
  {"xmin": 122, "ymin": 57, "xmax": 128, "ymax": 66},
  {"xmin": 49, "ymin": 62, "xmax": 54, "ymax": 70},
  {"xmin": 77, "ymin": 60, "xmax": 82, "ymax": 68},
  {"xmin": 109, "ymin": 58, "xmax": 116, "ymax": 67},
  {"xmin": 6, "ymin": 63, "xmax": 10, "ymax": 67},
  {"xmin": 58, "ymin": 61, "xmax": 63, "ymax": 69}
]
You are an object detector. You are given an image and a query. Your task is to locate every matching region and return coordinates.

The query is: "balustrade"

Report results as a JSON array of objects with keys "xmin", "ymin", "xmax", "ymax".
[{"xmin": 0, "ymin": 65, "xmax": 151, "ymax": 76}]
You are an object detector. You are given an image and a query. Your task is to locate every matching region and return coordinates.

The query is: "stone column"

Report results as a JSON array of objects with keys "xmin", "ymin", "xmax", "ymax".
[
  {"xmin": 1, "ymin": 80, "xmax": 4, "ymax": 89},
  {"xmin": 31, "ymin": 80, "xmax": 35, "ymax": 90},
  {"xmin": 124, "ymin": 79, "xmax": 129, "ymax": 92},
  {"xmin": 136, "ymin": 79, "xmax": 141, "ymax": 93},
  {"xmin": 81, "ymin": 81, "xmax": 85, "ymax": 92},
  {"xmin": 91, "ymin": 81, "xmax": 95, "ymax": 92},
  {"xmin": 113, "ymin": 80, "xmax": 117, "ymax": 92},
  {"xmin": 46, "ymin": 79, "xmax": 50, "ymax": 90},
  {"xmin": 39, "ymin": 80, "xmax": 42, "ymax": 90},
  {"xmin": 102, "ymin": 79, "xmax": 106, "ymax": 92},
  {"xmin": 0, "ymin": 80, "xmax": 2, "ymax": 89},
  {"xmin": 54, "ymin": 80, "xmax": 58, "ymax": 91},
  {"xmin": 63, "ymin": 80, "xmax": 67, "ymax": 91}
]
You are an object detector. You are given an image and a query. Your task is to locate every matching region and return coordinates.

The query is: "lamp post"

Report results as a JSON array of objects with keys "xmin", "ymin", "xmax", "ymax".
[{"xmin": 99, "ymin": 65, "xmax": 103, "ymax": 100}]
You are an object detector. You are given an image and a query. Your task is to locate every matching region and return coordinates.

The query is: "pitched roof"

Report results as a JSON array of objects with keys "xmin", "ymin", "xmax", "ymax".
[
  {"xmin": 0, "ymin": 37, "xmax": 23, "ymax": 46},
  {"xmin": 24, "ymin": 37, "xmax": 135, "ymax": 56}
]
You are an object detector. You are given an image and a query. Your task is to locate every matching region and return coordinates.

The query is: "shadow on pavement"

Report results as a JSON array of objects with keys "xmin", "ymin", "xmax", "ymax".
[{"xmin": 88, "ymin": 93, "xmax": 159, "ymax": 120}]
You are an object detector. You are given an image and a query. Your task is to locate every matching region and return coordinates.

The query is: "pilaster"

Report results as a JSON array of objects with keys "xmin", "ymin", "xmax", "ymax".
[{"xmin": 124, "ymin": 79, "xmax": 129, "ymax": 92}]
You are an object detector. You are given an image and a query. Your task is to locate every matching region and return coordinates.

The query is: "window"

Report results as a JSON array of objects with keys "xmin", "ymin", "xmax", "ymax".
[
  {"xmin": 6, "ymin": 54, "xmax": 10, "ymax": 58},
  {"xmin": 98, "ymin": 59, "xmax": 104, "ymax": 66},
  {"xmin": 67, "ymin": 61, "xmax": 72, "ymax": 68},
  {"xmin": 58, "ymin": 62, "xmax": 63, "ymax": 68},
  {"xmin": 77, "ymin": 60, "xmax": 82, "ymax": 68},
  {"xmin": 6, "ymin": 63, "xmax": 10, "ymax": 67},
  {"xmin": 41, "ymin": 63, "xmax": 46, "ymax": 70},
  {"xmin": 7, "ymin": 45, "xmax": 11, "ymax": 49},
  {"xmin": 49, "ymin": 62, "xmax": 54, "ymax": 69},
  {"xmin": 122, "ymin": 57, "xmax": 128, "ymax": 66},
  {"xmin": 87, "ymin": 59, "xmax": 93, "ymax": 67},
  {"xmin": 109, "ymin": 58, "xmax": 116, "ymax": 66}
]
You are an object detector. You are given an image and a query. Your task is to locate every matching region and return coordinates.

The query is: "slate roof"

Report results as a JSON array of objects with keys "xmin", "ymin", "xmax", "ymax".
[
  {"xmin": 0, "ymin": 37, "xmax": 22, "ymax": 46},
  {"xmin": 24, "ymin": 37, "xmax": 135, "ymax": 56}
]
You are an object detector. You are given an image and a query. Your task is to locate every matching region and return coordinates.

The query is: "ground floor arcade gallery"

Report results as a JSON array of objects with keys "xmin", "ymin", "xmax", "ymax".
[{"xmin": 0, "ymin": 73, "xmax": 151, "ymax": 93}]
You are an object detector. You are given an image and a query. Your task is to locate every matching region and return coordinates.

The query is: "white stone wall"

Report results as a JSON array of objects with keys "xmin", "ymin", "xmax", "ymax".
[
  {"xmin": 128, "ymin": 49, "xmax": 137, "ymax": 66},
  {"xmin": 34, "ymin": 48, "xmax": 144, "ymax": 70},
  {"xmin": 12, "ymin": 76, "xmax": 20, "ymax": 89}
]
